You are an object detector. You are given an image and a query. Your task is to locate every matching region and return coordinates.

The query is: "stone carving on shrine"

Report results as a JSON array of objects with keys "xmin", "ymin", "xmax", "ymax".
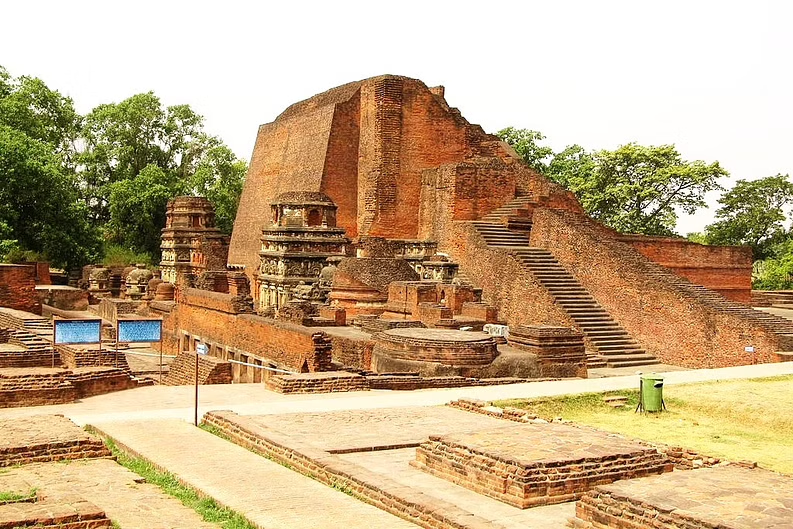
[
  {"xmin": 160, "ymin": 196, "xmax": 229, "ymax": 287},
  {"xmin": 87, "ymin": 267, "xmax": 111, "ymax": 299},
  {"xmin": 257, "ymin": 192, "xmax": 348, "ymax": 312},
  {"xmin": 125, "ymin": 264, "xmax": 153, "ymax": 300}
]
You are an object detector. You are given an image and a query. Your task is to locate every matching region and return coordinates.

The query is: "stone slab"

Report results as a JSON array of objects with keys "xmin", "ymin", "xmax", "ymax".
[
  {"xmin": 412, "ymin": 422, "xmax": 671, "ymax": 508},
  {"xmin": 0, "ymin": 415, "xmax": 110, "ymax": 466},
  {"xmin": 91, "ymin": 419, "xmax": 417, "ymax": 529},
  {"xmin": 573, "ymin": 465, "xmax": 793, "ymax": 529},
  {"xmin": 249, "ymin": 405, "xmax": 509, "ymax": 453}
]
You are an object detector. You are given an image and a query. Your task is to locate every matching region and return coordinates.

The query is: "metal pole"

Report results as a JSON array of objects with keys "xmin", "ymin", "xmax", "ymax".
[
  {"xmin": 51, "ymin": 317, "xmax": 56, "ymax": 368},
  {"xmin": 115, "ymin": 321, "xmax": 119, "ymax": 369},
  {"xmin": 194, "ymin": 348, "xmax": 199, "ymax": 426},
  {"xmin": 159, "ymin": 339, "xmax": 163, "ymax": 384}
]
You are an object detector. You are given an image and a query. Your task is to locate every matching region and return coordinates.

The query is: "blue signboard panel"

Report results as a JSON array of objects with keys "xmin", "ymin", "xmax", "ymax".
[
  {"xmin": 118, "ymin": 319, "xmax": 162, "ymax": 343},
  {"xmin": 54, "ymin": 319, "xmax": 101, "ymax": 345}
]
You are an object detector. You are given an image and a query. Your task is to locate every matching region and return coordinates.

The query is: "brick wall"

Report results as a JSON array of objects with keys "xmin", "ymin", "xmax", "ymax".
[
  {"xmin": 162, "ymin": 352, "xmax": 232, "ymax": 386},
  {"xmin": 0, "ymin": 264, "xmax": 41, "ymax": 315},
  {"xmin": 439, "ymin": 221, "xmax": 572, "ymax": 328},
  {"xmin": 620, "ymin": 234, "xmax": 753, "ymax": 303},
  {"xmin": 162, "ymin": 288, "xmax": 333, "ymax": 373},
  {"xmin": 530, "ymin": 208, "xmax": 785, "ymax": 367}
]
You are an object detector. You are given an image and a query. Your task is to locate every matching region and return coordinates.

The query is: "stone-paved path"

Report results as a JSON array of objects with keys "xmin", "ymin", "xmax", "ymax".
[
  {"xmin": 91, "ymin": 419, "xmax": 418, "ymax": 529},
  {"xmin": 8, "ymin": 459, "xmax": 217, "ymax": 529}
]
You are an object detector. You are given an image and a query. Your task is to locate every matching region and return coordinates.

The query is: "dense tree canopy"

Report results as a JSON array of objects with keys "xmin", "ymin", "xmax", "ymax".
[
  {"xmin": 703, "ymin": 174, "xmax": 793, "ymax": 260},
  {"xmin": 497, "ymin": 128, "xmax": 727, "ymax": 235},
  {"xmin": 0, "ymin": 66, "xmax": 247, "ymax": 268}
]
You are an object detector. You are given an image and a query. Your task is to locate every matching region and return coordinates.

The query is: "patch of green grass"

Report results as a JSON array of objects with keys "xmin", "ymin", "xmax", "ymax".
[
  {"xmin": 0, "ymin": 487, "xmax": 37, "ymax": 504},
  {"xmin": 498, "ymin": 375, "xmax": 793, "ymax": 475},
  {"xmin": 101, "ymin": 437, "xmax": 256, "ymax": 529}
]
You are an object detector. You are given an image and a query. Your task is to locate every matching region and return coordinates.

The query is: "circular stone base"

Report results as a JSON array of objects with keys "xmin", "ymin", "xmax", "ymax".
[{"xmin": 372, "ymin": 328, "xmax": 498, "ymax": 368}]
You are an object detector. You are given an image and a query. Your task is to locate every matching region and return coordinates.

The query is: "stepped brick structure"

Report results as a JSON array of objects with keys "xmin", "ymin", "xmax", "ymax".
[
  {"xmin": 163, "ymin": 74, "xmax": 791, "ymax": 374},
  {"xmin": 160, "ymin": 196, "xmax": 229, "ymax": 287}
]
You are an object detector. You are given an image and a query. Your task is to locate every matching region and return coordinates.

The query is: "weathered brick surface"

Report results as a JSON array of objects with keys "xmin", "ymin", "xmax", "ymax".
[
  {"xmin": 266, "ymin": 371, "xmax": 369, "ymax": 394},
  {"xmin": 529, "ymin": 208, "xmax": 788, "ymax": 367},
  {"xmin": 0, "ymin": 415, "xmax": 111, "ymax": 467},
  {"xmin": 620, "ymin": 234, "xmax": 752, "ymax": 303},
  {"xmin": 412, "ymin": 423, "xmax": 671, "ymax": 509},
  {"xmin": 571, "ymin": 466, "xmax": 792, "ymax": 529},
  {"xmin": 161, "ymin": 352, "xmax": 232, "ymax": 386},
  {"xmin": 0, "ymin": 265, "xmax": 41, "ymax": 315},
  {"xmin": 162, "ymin": 289, "xmax": 333, "ymax": 373},
  {"xmin": 202, "ymin": 410, "xmax": 499, "ymax": 529}
]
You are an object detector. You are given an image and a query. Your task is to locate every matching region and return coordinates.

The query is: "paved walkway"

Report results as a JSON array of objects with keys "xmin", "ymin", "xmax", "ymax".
[
  {"xmin": 8, "ymin": 459, "xmax": 217, "ymax": 529},
  {"xmin": 0, "ymin": 361, "xmax": 790, "ymax": 425},
  {"xmin": 92, "ymin": 419, "xmax": 417, "ymax": 529}
]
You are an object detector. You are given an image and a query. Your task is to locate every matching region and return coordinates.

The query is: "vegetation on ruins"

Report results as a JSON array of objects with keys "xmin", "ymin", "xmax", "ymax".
[
  {"xmin": 498, "ymin": 127, "xmax": 727, "ymax": 236},
  {"xmin": 498, "ymin": 375, "xmax": 793, "ymax": 475},
  {"xmin": 500, "ymin": 127, "xmax": 793, "ymax": 288},
  {"xmin": 0, "ymin": 65, "xmax": 246, "ymax": 269},
  {"xmin": 101, "ymin": 435, "xmax": 257, "ymax": 529}
]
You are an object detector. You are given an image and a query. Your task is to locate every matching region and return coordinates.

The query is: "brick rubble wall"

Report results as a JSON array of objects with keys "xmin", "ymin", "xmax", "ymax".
[
  {"xmin": 162, "ymin": 352, "xmax": 232, "ymax": 386},
  {"xmin": 265, "ymin": 371, "xmax": 369, "ymax": 394},
  {"xmin": 530, "ymin": 208, "xmax": 783, "ymax": 367},
  {"xmin": 439, "ymin": 221, "xmax": 572, "ymax": 328},
  {"xmin": 0, "ymin": 265, "xmax": 41, "ymax": 315},
  {"xmin": 162, "ymin": 289, "xmax": 333, "ymax": 373},
  {"xmin": 620, "ymin": 234, "xmax": 752, "ymax": 303}
]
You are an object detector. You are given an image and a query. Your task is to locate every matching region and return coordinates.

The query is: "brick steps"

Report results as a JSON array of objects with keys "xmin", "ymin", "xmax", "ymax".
[
  {"xmin": 480, "ymin": 195, "xmax": 536, "ymax": 223},
  {"xmin": 468, "ymin": 221, "xmax": 659, "ymax": 369}
]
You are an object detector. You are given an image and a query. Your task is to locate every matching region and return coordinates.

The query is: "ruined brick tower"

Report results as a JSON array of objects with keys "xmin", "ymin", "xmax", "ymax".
[{"xmin": 230, "ymin": 75, "xmax": 793, "ymax": 369}]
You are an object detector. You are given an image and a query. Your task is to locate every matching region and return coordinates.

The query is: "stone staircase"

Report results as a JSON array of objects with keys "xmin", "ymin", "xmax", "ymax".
[
  {"xmin": 511, "ymin": 248, "xmax": 658, "ymax": 368},
  {"xmin": 480, "ymin": 195, "xmax": 536, "ymax": 224},
  {"xmin": 469, "ymin": 210, "xmax": 660, "ymax": 369}
]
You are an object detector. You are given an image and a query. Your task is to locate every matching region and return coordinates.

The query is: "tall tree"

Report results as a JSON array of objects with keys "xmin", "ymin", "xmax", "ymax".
[
  {"xmin": 77, "ymin": 92, "xmax": 246, "ymax": 257},
  {"xmin": 496, "ymin": 127, "xmax": 553, "ymax": 173},
  {"xmin": 0, "ymin": 66, "xmax": 99, "ymax": 268},
  {"xmin": 704, "ymin": 174, "xmax": 793, "ymax": 260},
  {"xmin": 498, "ymin": 127, "xmax": 727, "ymax": 236},
  {"xmin": 0, "ymin": 125, "xmax": 99, "ymax": 266}
]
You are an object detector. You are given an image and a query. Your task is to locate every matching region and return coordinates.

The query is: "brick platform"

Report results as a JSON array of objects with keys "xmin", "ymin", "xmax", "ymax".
[
  {"xmin": 371, "ymin": 328, "xmax": 498, "ymax": 376},
  {"xmin": 161, "ymin": 352, "xmax": 232, "ymax": 386},
  {"xmin": 266, "ymin": 371, "xmax": 370, "ymax": 393},
  {"xmin": 571, "ymin": 465, "xmax": 793, "ymax": 528},
  {"xmin": 0, "ymin": 368, "xmax": 76, "ymax": 407},
  {"xmin": 0, "ymin": 415, "xmax": 111, "ymax": 467},
  {"xmin": 412, "ymin": 422, "xmax": 672, "ymax": 508},
  {"xmin": 508, "ymin": 325, "xmax": 587, "ymax": 378}
]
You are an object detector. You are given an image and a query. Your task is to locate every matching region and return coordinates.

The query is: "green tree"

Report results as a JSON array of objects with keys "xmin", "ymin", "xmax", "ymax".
[
  {"xmin": 579, "ymin": 144, "xmax": 726, "ymax": 235},
  {"xmin": 0, "ymin": 66, "xmax": 80, "ymax": 157},
  {"xmin": 497, "ymin": 127, "xmax": 554, "ymax": 173},
  {"xmin": 499, "ymin": 127, "xmax": 727, "ymax": 236},
  {"xmin": 704, "ymin": 175, "xmax": 793, "ymax": 260},
  {"xmin": 106, "ymin": 165, "xmax": 175, "ymax": 257},
  {"xmin": 0, "ymin": 125, "xmax": 100, "ymax": 267},
  {"xmin": 77, "ymin": 92, "xmax": 247, "ymax": 254}
]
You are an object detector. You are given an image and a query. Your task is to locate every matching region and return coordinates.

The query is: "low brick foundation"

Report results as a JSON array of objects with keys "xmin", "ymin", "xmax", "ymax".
[
  {"xmin": 570, "ymin": 465, "xmax": 792, "ymax": 529},
  {"xmin": 508, "ymin": 325, "xmax": 587, "ymax": 378},
  {"xmin": 162, "ymin": 352, "xmax": 232, "ymax": 386},
  {"xmin": 266, "ymin": 371, "xmax": 369, "ymax": 393},
  {"xmin": 0, "ymin": 500, "xmax": 112, "ymax": 528},
  {"xmin": 0, "ymin": 415, "xmax": 111, "ymax": 467},
  {"xmin": 202, "ymin": 410, "xmax": 497, "ymax": 529},
  {"xmin": 412, "ymin": 422, "xmax": 672, "ymax": 508},
  {"xmin": 0, "ymin": 369, "xmax": 76, "ymax": 407}
]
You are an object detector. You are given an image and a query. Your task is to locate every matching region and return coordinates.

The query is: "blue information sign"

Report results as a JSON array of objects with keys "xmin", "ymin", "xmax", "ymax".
[
  {"xmin": 117, "ymin": 319, "xmax": 162, "ymax": 343},
  {"xmin": 53, "ymin": 319, "xmax": 101, "ymax": 345}
]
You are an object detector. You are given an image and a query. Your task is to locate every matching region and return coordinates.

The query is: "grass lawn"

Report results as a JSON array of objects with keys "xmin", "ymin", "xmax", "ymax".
[{"xmin": 496, "ymin": 375, "xmax": 793, "ymax": 475}]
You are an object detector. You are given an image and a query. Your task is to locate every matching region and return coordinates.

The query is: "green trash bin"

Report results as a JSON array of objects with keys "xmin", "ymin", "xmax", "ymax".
[{"xmin": 639, "ymin": 374, "xmax": 665, "ymax": 412}]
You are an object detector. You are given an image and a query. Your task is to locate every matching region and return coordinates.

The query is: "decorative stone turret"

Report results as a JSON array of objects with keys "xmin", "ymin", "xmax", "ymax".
[
  {"xmin": 257, "ymin": 192, "xmax": 348, "ymax": 312},
  {"xmin": 160, "ymin": 196, "xmax": 229, "ymax": 287},
  {"xmin": 125, "ymin": 264, "xmax": 153, "ymax": 300},
  {"xmin": 87, "ymin": 267, "xmax": 111, "ymax": 299}
]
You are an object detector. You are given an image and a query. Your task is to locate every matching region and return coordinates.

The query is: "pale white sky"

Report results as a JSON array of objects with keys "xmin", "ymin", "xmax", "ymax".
[{"xmin": 2, "ymin": 0, "xmax": 791, "ymax": 234}]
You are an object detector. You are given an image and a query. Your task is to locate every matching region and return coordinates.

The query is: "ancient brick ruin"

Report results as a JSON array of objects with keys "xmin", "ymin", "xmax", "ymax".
[{"xmin": 156, "ymin": 74, "xmax": 792, "ymax": 379}]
